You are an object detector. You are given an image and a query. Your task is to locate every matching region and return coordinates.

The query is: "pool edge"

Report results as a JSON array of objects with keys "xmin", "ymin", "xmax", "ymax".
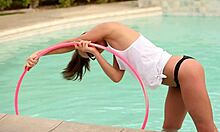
[
  {"xmin": 0, "ymin": 113, "xmax": 156, "ymax": 132},
  {"xmin": 0, "ymin": 7, "xmax": 162, "ymax": 43}
]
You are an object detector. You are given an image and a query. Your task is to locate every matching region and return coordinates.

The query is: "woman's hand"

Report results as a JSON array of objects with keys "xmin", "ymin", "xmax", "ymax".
[
  {"xmin": 25, "ymin": 51, "xmax": 41, "ymax": 68},
  {"xmin": 75, "ymin": 40, "xmax": 98, "ymax": 58}
]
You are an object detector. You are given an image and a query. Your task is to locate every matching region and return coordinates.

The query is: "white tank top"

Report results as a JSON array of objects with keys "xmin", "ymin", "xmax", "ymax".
[{"xmin": 108, "ymin": 34, "xmax": 172, "ymax": 89}]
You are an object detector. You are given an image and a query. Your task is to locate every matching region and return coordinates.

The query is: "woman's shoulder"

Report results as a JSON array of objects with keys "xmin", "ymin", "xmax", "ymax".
[
  {"xmin": 99, "ymin": 22, "xmax": 122, "ymax": 26},
  {"xmin": 97, "ymin": 22, "xmax": 129, "ymax": 30},
  {"xmin": 95, "ymin": 22, "xmax": 138, "ymax": 40}
]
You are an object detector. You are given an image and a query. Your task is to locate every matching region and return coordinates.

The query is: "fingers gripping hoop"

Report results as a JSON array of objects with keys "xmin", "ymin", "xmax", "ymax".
[{"xmin": 15, "ymin": 42, "xmax": 149, "ymax": 129}]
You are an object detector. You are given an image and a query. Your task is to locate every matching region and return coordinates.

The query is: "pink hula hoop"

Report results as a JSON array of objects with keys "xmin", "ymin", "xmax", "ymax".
[{"xmin": 14, "ymin": 42, "xmax": 149, "ymax": 129}]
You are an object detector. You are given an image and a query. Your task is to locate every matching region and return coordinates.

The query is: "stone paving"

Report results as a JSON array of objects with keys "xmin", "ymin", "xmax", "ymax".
[{"xmin": 0, "ymin": 113, "xmax": 156, "ymax": 132}]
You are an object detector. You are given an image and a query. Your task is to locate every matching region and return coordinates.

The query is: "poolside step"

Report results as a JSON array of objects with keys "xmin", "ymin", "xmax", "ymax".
[{"xmin": 0, "ymin": 113, "xmax": 155, "ymax": 132}]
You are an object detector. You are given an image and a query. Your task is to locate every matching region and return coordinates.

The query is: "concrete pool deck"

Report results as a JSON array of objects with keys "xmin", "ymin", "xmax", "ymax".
[
  {"xmin": 0, "ymin": 1, "xmax": 162, "ymax": 42},
  {"xmin": 0, "ymin": 113, "xmax": 155, "ymax": 132}
]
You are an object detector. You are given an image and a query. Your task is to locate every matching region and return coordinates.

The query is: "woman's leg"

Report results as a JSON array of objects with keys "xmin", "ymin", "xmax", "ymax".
[
  {"xmin": 162, "ymin": 86, "xmax": 187, "ymax": 131},
  {"xmin": 178, "ymin": 59, "xmax": 216, "ymax": 132}
]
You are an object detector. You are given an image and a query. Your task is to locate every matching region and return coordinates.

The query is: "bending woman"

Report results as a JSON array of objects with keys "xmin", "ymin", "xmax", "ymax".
[{"xmin": 25, "ymin": 22, "xmax": 217, "ymax": 132}]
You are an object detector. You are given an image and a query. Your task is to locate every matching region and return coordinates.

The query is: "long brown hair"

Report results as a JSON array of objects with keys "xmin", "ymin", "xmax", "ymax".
[{"xmin": 62, "ymin": 50, "xmax": 90, "ymax": 81}]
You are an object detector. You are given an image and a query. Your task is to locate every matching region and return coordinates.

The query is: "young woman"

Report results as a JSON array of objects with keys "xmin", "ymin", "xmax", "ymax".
[{"xmin": 26, "ymin": 22, "xmax": 217, "ymax": 132}]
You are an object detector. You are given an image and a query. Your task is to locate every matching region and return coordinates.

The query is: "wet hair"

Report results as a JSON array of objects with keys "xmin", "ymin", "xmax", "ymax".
[{"xmin": 62, "ymin": 50, "xmax": 90, "ymax": 81}]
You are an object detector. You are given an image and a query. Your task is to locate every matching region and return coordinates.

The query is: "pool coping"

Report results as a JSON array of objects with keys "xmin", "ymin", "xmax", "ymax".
[
  {"xmin": 0, "ymin": 2, "xmax": 162, "ymax": 42},
  {"xmin": 0, "ymin": 113, "xmax": 156, "ymax": 132}
]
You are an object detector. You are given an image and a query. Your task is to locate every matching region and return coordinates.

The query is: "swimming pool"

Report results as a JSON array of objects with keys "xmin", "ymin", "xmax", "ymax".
[{"xmin": 0, "ymin": 16, "xmax": 219, "ymax": 131}]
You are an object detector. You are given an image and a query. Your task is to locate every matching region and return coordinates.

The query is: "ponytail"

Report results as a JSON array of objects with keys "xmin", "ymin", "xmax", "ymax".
[{"xmin": 62, "ymin": 50, "xmax": 90, "ymax": 81}]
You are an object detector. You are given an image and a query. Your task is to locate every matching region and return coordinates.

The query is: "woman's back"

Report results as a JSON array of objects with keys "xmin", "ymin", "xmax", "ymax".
[{"xmin": 99, "ymin": 22, "xmax": 140, "ymax": 51}]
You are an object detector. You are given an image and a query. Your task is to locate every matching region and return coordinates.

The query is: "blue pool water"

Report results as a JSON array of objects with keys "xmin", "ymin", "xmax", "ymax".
[{"xmin": 0, "ymin": 16, "xmax": 220, "ymax": 131}]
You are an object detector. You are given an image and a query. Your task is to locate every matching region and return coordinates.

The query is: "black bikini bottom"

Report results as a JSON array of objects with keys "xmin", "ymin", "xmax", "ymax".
[{"xmin": 174, "ymin": 55, "xmax": 194, "ymax": 88}]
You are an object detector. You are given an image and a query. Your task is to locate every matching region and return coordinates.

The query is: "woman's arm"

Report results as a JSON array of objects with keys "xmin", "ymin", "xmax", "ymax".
[
  {"xmin": 25, "ymin": 23, "xmax": 113, "ymax": 68},
  {"xmin": 94, "ymin": 50, "xmax": 125, "ymax": 83},
  {"xmin": 25, "ymin": 37, "xmax": 81, "ymax": 68},
  {"xmin": 42, "ymin": 22, "xmax": 113, "ymax": 55},
  {"xmin": 44, "ymin": 38, "xmax": 81, "ymax": 55}
]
